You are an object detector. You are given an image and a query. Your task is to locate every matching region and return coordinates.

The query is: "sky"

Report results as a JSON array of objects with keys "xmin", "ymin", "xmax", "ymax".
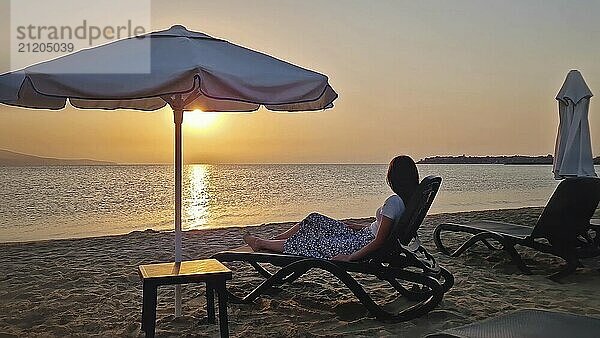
[{"xmin": 1, "ymin": 0, "xmax": 599, "ymax": 164}]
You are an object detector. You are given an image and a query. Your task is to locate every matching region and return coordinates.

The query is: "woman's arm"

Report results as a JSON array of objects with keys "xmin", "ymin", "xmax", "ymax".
[
  {"xmin": 345, "ymin": 220, "xmax": 368, "ymax": 230},
  {"xmin": 332, "ymin": 216, "xmax": 393, "ymax": 261}
]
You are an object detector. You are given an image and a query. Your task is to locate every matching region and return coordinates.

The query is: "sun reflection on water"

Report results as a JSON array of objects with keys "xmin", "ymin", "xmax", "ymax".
[{"xmin": 186, "ymin": 164, "xmax": 210, "ymax": 230}]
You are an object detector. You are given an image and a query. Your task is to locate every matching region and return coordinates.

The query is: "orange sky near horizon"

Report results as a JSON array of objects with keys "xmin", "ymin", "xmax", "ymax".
[{"xmin": 0, "ymin": 0, "xmax": 599, "ymax": 164}]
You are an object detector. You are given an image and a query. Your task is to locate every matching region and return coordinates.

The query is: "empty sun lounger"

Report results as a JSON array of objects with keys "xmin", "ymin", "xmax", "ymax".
[
  {"xmin": 434, "ymin": 177, "xmax": 600, "ymax": 280},
  {"xmin": 427, "ymin": 308, "xmax": 600, "ymax": 338},
  {"xmin": 213, "ymin": 176, "xmax": 454, "ymax": 322}
]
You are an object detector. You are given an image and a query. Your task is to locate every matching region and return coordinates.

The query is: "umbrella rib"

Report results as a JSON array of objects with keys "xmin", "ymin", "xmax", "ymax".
[{"xmin": 181, "ymin": 91, "xmax": 203, "ymax": 108}]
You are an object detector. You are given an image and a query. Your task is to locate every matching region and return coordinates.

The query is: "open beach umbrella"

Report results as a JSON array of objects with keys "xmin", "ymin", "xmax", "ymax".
[
  {"xmin": 553, "ymin": 70, "xmax": 596, "ymax": 179},
  {"xmin": 0, "ymin": 25, "xmax": 337, "ymax": 315}
]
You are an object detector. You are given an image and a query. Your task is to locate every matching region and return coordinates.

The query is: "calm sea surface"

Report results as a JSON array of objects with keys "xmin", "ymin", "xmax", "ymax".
[{"xmin": 1, "ymin": 164, "xmax": 596, "ymax": 243}]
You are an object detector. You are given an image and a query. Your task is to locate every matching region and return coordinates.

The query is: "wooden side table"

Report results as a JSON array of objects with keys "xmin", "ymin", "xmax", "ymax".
[{"xmin": 138, "ymin": 259, "xmax": 233, "ymax": 337}]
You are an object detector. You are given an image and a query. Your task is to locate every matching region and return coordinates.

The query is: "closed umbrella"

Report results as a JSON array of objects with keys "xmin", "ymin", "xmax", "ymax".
[
  {"xmin": 0, "ymin": 25, "xmax": 337, "ymax": 315},
  {"xmin": 553, "ymin": 70, "xmax": 596, "ymax": 179}
]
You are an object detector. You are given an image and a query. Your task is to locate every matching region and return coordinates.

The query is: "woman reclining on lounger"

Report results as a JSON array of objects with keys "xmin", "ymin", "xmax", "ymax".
[{"xmin": 243, "ymin": 155, "xmax": 419, "ymax": 262}]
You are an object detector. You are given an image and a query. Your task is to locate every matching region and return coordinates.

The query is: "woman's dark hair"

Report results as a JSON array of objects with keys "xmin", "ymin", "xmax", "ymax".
[{"xmin": 386, "ymin": 155, "xmax": 419, "ymax": 203}]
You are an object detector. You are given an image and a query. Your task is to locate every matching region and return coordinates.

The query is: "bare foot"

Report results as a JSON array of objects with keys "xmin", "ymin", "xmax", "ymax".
[{"xmin": 243, "ymin": 234, "xmax": 261, "ymax": 251}]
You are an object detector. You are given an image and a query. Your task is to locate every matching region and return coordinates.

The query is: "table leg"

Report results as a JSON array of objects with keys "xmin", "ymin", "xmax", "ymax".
[
  {"xmin": 142, "ymin": 282, "xmax": 158, "ymax": 338},
  {"xmin": 217, "ymin": 283, "xmax": 229, "ymax": 338},
  {"xmin": 141, "ymin": 283, "xmax": 147, "ymax": 332},
  {"xmin": 206, "ymin": 282, "xmax": 216, "ymax": 324}
]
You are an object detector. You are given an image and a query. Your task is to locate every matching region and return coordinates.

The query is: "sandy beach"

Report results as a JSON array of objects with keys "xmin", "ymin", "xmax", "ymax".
[{"xmin": 1, "ymin": 207, "xmax": 599, "ymax": 337}]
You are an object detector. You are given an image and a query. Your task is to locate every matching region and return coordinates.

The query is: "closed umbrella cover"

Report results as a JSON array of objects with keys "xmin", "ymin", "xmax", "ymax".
[{"xmin": 553, "ymin": 70, "xmax": 596, "ymax": 179}]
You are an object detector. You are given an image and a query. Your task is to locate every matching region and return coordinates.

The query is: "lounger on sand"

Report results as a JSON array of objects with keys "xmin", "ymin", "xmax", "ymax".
[
  {"xmin": 213, "ymin": 176, "xmax": 454, "ymax": 322},
  {"xmin": 434, "ymin": 177, "xmax": 600, "ymax": 280},
  {"xmin": 427, "ymin": 308, "xmax": 600, "ymax": 338}
]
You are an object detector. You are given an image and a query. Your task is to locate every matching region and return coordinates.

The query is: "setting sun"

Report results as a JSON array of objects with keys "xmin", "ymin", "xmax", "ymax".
[{"xmin": 184, "ymin": 109, "xmax": 219, "ymax": 130}]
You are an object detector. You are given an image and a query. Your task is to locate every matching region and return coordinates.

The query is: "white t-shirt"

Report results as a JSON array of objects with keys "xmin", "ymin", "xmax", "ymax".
[{"xmin": 369, "ymin": 195, "xmax": 405, "ymax": 235}]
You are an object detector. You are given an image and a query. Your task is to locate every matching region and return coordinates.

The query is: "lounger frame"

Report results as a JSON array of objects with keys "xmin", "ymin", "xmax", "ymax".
[
  {"xmin": 214, "ymin": 249, "xmax": 453, "ymax": 321},
  {"xmin": 434, "ymin": 177, "xmax": 600, "ymax": 280}
]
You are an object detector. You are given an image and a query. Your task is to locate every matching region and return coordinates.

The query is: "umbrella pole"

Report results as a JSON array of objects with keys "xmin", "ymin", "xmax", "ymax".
[{"xmin": 174, "ymin": 108, "xmax": 184, "ymax": 317}]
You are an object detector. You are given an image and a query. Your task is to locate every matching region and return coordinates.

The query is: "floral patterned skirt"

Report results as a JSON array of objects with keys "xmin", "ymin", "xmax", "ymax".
[{"xmin": 283, "ymin": 212, "xmax": 375, "ymax": 259}]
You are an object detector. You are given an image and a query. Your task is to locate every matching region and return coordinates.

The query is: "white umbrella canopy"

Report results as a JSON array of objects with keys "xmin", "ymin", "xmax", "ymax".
[
  {"xmin": 0, "ymin": 25, "xmax": 337, "ymax": 111},
  {"xmin": 0, "ymin": 25, "xmax": 337, "ymax": 315},
  {"xmin": 553, "ymin": 70, "xmax": 596, "ymax": 179}
]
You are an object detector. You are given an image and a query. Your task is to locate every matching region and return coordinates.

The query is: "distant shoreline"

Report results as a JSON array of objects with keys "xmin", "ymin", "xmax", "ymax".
[
  {"xmin": 3, "ymin": 148, "xmax": 600, "ymax": 166},
  {"xmin": 0, "ymin": 149, "xmax": 115, "ymax": 166},
  {"xmin": 417, "ymin": 155, "xmax": 600, "ymax": 165}
]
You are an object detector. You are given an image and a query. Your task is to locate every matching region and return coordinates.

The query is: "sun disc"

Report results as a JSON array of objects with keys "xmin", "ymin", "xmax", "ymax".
[{"xmin": 185, "ymin": 109, "xmax": 219, "ymax": 130}]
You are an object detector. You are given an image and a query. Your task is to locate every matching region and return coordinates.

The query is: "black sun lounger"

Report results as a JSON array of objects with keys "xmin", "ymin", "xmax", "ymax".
[
  {"xmin": 427, "ymin": 308, "xmax": 600, "ymax": 338},
  {"xmin": 213, "ymin": 176, "xmax": 454, "ymax": 322},
  {"xmin": 434, "ymin": 177, "xmax": 600, "ymax": 280}
]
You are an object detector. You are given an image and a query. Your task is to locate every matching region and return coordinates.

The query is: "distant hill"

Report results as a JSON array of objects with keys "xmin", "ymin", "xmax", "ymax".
[
  {"xmin": 417, "ymin": 155, "xmax": 600, "ymax": 165},
  {"xmin": 0, "ymin": 149, "xmax": 116, "ymax": 166}
]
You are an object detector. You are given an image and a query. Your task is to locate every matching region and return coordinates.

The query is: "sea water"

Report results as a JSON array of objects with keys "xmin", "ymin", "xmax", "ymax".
[{"xmin": 1, "ymin": 164, "xmax": 593, "ymax": 242}]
